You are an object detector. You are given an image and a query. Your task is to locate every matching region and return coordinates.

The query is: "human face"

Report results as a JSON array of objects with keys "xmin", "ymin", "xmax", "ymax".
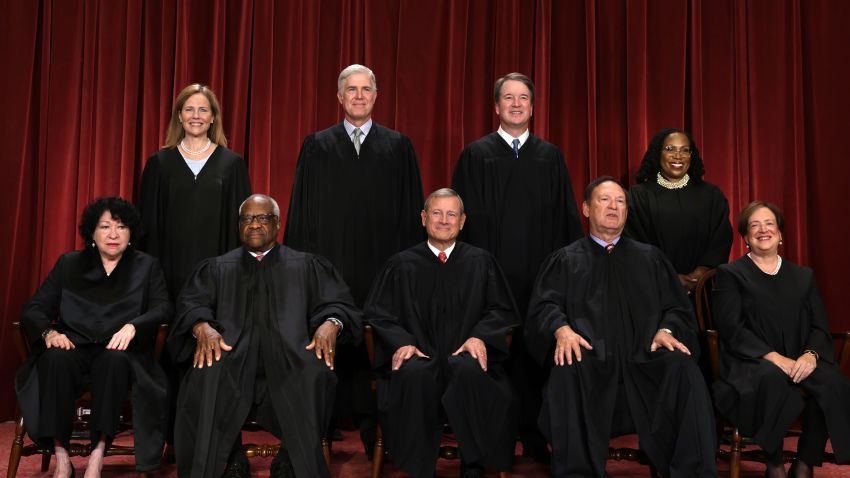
[
  {"xmin": 239, "ymin": 199, "xmax": 280, "ymax": 253},
  {"xmin": 421, "ymin": 196, "xmax": 466, "ymax": 250},
  {"xmin": 93, "ymin": 211, "xmax": 131, "ymax": 261},
  {"xmin": 337, "ymin": 72, "xmax": 376, "ymax": 126},
  {"xmin": 582, "ymin": 181, "xmax": 628, "ymax": 240},
  {"xmin": 659, "ymin": 132, "xmax": 692, "ymax": 181},
  {"xmin": 494, "ymin": 80, "xmax": 533, "ymax": 134},
  {"xmin": 745, "ymin": 207, "xmax": 782, "ymax": 256},
  {"xmin": 179, "ymin": 93, "xmax": 214, "ymax": 139}
]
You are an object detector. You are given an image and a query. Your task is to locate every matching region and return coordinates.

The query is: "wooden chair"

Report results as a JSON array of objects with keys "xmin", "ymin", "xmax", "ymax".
[
  {"xmin": 364, "ymin": 324, "xmax": 510, "ymax": 478},
  {"xmin": 7, "ymin": 321, "xmax": 169, "ymax": 478},
  {"xmin": 241, "ymin": 423, "xmax": 330, "ymax": 469},
  {"xmin": 694, "ymin": 269, "xmax": 850, "ymax": 477}
]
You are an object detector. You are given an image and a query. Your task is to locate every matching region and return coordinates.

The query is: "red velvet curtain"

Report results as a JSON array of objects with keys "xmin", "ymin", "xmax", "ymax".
[{"xmin": 1, "ymin": 0, "xmax": 849, "ymax": 419}]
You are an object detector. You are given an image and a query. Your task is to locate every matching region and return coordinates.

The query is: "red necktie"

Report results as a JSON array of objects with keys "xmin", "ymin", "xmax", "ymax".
[
  {"xmin": 255, "ymin": 253, "xmax": 264, "ymax": 261},
  {"xmin": 438, "ymin": 251, "xmax": 447, "ymax": 263},
  {"xmin": 606, "ymin": 243, "xmax": 614, "ymax": 254}
]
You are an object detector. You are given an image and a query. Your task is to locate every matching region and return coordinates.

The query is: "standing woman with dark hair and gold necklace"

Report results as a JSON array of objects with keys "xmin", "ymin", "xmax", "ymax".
[
  {"xmin": 625, "ymin": 127, "xmax": 733, "ymax": 294},
  {"xmin": 137, "ymin": 83, "xmax": 251, "ymax": 300}
]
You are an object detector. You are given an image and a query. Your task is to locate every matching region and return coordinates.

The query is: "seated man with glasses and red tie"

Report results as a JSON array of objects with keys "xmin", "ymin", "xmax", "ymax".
[
  {"xmin": 525, "ymin": 176, "xmax": 718, "ymax": 478},
  {"xmin": 364, "ymin": 188, "xmax": 520, "ymax": 478},
  {"xmin": 167, "ymin": 194, "xmax": 362, "ymax": 478}
]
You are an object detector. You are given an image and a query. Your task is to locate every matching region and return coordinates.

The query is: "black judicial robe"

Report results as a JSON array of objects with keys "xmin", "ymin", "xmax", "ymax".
[
  {"xmin": 16, "ymin": 248, "xmax": 171, "ymax": 471},
  {"xmin": 712, "ymin": 256, "xmax": 850, "ymax": 462},
  {"xmin": 284, "ymin": 122, "xmax": 423, "ymax": 306},
  {"xmin": 526, "ymin": 237, "xmax": 717, "ymax": 477},
  {"xmin": 137, "ymin": 146, "xmax": 251, "ymax": 298},
  {"xmin": 168, "ymin": 245, "xmax": 362, "ymax": 478},
  {"xmin": 452, "ymin": 132, "xmax": 583, "ymax": 313},
  {"xmin": 364, "ymin": 242, "xmax": 520, "ymax": 477},
  {"xmin": 625, "ymin": 180, "xmax": 732, "ymax": 275}
]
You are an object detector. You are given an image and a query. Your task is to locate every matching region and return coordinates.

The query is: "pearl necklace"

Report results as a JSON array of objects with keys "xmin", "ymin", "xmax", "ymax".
[
  {"xmin": 656, "ymin": 172, "xmax": 690, "ymax": 190},
  {"xmin": 180, "ymin": 139, "xmax": 212, "ymax": 155},
  {"xmin": 748, "ymin": 253, "xmax": 782, "ymax": 275}
]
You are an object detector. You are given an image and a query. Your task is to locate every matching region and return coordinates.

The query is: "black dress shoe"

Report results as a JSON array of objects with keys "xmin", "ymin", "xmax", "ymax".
[
  {"xmin": 270, "ymin": 448, "xmax": 296, "ymax": 478},
  {"xmin": 222, "ymin": 449, "xmax": 251, "ymax": 478}
]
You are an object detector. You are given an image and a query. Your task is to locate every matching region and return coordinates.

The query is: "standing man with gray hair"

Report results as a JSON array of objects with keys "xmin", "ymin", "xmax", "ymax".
[
  {"xmin": 452, "ymin": 72, "xmax": 583, "ymax": 461},
  {"xmin": 285, "ymin": 64, "xmax": 424, "ymax": 456}
]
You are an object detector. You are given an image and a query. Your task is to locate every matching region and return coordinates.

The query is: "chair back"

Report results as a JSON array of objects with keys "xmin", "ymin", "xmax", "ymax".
[{"xmin": 694, "ymin": 268, "xmax": 719, "ymax": 332}]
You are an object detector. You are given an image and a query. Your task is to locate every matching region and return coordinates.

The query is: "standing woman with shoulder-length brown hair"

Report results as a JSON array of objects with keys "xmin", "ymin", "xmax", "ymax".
[{"xmin": 137, "ymin": 83, "xmax": 251, "ymax": 300}]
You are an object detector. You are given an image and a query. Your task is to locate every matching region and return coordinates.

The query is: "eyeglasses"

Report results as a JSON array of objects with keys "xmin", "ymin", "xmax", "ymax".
[
  {"xmin": 238, "ymin": 214, "xmax": 278, "ymax": 225},
  {"xmin": 662, "ymin": 145, "xmax": 692, "ymax": 156}
]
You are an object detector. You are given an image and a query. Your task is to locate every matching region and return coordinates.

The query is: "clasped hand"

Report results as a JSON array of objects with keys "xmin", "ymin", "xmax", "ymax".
[
  {"xmin": 44, "ymin": 324, "xmax": 136, "ymax": 351},
  {"xmin": 765, "ymin": 352, "xmax": 816, "ymax": 383}
]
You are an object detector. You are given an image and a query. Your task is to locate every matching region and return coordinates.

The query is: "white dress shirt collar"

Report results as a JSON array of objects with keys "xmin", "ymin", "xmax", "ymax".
[
  {"xmin": 497, "ymin": 126, "xmax": 530, "ymax": 151},
  {"xmin": 426, "ymin": 241, "xmax": 456, "ymax": 259}
]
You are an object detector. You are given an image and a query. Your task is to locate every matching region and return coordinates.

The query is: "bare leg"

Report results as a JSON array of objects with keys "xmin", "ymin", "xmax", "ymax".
[
  {"xmin": 83, "ymin": 438, "xmax": 106, "ymax": 478},
  {"xmin": 53, "ymin": 441, "xmax": 73, "ymax": 478}
]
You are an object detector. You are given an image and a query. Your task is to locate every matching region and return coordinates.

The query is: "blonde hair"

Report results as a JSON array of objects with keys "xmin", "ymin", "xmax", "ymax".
[{"xmin": 163, "ymin": 84, "xmax": 228, "ymax": 148}]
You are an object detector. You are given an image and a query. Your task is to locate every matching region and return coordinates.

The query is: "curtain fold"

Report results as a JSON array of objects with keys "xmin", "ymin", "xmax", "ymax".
[{"xmin": 1, "ymin": 0, "xmax": 848, "ymax": 419}]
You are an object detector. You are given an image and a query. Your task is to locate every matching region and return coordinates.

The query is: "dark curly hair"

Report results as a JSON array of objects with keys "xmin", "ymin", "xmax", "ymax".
[
  {"xmin": 634, "ymin": 128, "xmax": 705, "ymax": 184},
  {"xmin": 78, "ymin": 197, "xmax": 141, "ymax": 245}
]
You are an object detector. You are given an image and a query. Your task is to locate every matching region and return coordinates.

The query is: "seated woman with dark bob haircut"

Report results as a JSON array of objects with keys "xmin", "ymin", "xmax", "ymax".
[
  {"xmin": 15, "ymin": 197, "xmax": 172, "ymax": 478},
  {"xmin": 712, "ymin": 201, "xmax": 850, "ymax": 478}
]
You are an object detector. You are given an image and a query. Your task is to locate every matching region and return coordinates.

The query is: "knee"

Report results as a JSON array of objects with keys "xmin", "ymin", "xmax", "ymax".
[
  {"xmin": 38, "ymin": 347, "xmax": 74, "ymax": 369},
  {"xmin": 448, "ymin": 354, "xmax": 487, "ymax": 379},
  {"xmin": 96, "ymin": 349, "xmax": 132, "ymax": 371},
  {"xmin": 390, "ymin": 357, "xmax": 437, "ymax": 387}
]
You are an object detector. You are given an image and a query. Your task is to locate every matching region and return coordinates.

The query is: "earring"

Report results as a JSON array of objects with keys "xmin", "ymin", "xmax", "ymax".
[
  {"xmin": 128, "ymin": 241, "xmax": 132, "ymax": 246},
  {"xmin": 91, "ymin": 241, "xmax": 96, "ymax": 248},
  {"xmin": 779, "ymin": 240, "xmax": 783, "ymax": 245},
  {"xmin": 745, "ymin": 243, "xmax": 750, "ymax": 249}
]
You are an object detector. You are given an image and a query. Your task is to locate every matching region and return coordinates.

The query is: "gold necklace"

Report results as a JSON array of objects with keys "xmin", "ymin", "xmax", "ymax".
[{"xmin": 656, "ymin": 172, "xmax": 690, "ymax": 189}]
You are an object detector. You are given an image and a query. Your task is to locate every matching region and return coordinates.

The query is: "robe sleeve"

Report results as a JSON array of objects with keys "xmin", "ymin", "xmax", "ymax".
[
  {"xmin": 712, "ymin": 267, "xmax": 774, "ymax": 360},
  {"xmin": 305, "ymin": 255, "xmax": 363, "ymax": 346},
  {"xmin": 452, "ymin": 148, "xmax": 492, "ymax": 251},
  {"xmin": 21, "ymin": 255, "xmax": 65, "ymax": 348},
  {"xmin": 136, "ymin": 153, "xmax": 164, "ymax": 257},
  {"xmin": 802, "ymin": 275, "xmax": 836, "ymax": 364},
  {"xmin": 168, "ymin": 259, "xmax": 221, "ymax": 365},
  {"xmin": 128, "ymin": 259, "xmax": 173, "ymax": 340},
  {"xmin": 363, "ymin": 260, "xmax": 419, "ymax": 369},
  {"xmin": 470, "ymin": 257, "xmax": 520, "ymax": 358},
  {"xmin": 525, "ymin": 251, "xmax": 571, "ymax": 366},
  {"xmin": 395, "ymin": 136, "xmax": 425, "ymax": 250},
  {"xmin": 624, "ymin": 186, "xmax": 655, "ymax": 245},
  {"xmin": 222, "ymin": 153, "xmax": 252, "ymax": 252},
  {"xmin": 653, "ymin": 250, "xmax": 700, "ymax": 354},
  {"xmin": 554, "ymin": 149, "xmax": 584, "ymax": 245},
  {"xmin": 697, "ymin": 187, "xmax": 733, "ymax": 268},
  {"xmin": 283, "ymin": 135, "xmax": 317, "ymax": 251}
]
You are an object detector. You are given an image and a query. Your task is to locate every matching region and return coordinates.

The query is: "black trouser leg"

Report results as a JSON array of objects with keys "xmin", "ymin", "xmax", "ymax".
[
  {"xmin": 797, "ymin": 396, "xmax": 828, "ymax": 467},
  {"xmin": 37, "ymin": 347, "xmax": 89, "ymax": 448},
  {"xmin": 88, "ymin": 349, "xmax": 132, "ymax": 447}
]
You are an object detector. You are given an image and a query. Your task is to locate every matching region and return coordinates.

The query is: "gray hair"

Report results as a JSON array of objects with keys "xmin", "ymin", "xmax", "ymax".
[
  {"xmin": 338, "ymin": 64, "xmax": 377, "ymax": 93},
  {"xmin": 423, "ymin": 188, "xmax": 465, "ymax": 215},
  {"xmin": 239, "ymin": 194, "xmax": 280, "ymax": 217}
]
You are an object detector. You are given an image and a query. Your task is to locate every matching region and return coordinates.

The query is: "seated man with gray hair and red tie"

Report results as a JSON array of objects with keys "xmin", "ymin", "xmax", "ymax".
[
  {"xmin": 364, "ymin": 188, "xmax": 520, "ymax": 478},
  {"xmin": 168, "ymin": 194, "xmax": 362, "ymax": 478},
  {"xmin": 525, "ymin": 176, "xmax": 717, "ymax": 477}
]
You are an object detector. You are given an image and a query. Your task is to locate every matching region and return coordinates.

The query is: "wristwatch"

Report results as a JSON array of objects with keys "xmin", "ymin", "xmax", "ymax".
[
  {"xmin": 326, "ymin": 317, "xmax": 343, "ymax": 335},
  {"xmin": 41, "ymin": 328, "xmax": 56, "ymax": 340}
]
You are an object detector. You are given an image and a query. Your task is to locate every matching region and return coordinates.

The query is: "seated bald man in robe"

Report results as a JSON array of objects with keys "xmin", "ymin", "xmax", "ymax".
[
  {"xmin": 168, "ymin": 194, "xmax": 362, "ymax": 478},
  {"xmin": 526, "ymin": 177, "xmax": 717, "ymax": 478},
  {"xmin": 364, "ymin": 188, "xmax": 520, "ymax": 478}
]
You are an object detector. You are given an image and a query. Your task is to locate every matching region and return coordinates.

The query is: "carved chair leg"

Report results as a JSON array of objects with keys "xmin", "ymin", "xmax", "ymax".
[
  {"xmin": 322, "ymin": 437, "xmax": 330, "ymax": 469},
  {"xmin": 371, "ymin": 424, "xmax": 384, "ymax": 478},
  {"xmin": 729, "ymin": 427, "xmax": 742, "ymax": 478},
  {"xmin": 6, "ymin": 416, "xmax": 25, "ymax": 478}
]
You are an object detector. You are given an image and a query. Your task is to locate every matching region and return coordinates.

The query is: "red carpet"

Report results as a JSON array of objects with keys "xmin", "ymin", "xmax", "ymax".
[{"xmin": 1, "ymin": 421, "xmax": 847, "ymax": 477}]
